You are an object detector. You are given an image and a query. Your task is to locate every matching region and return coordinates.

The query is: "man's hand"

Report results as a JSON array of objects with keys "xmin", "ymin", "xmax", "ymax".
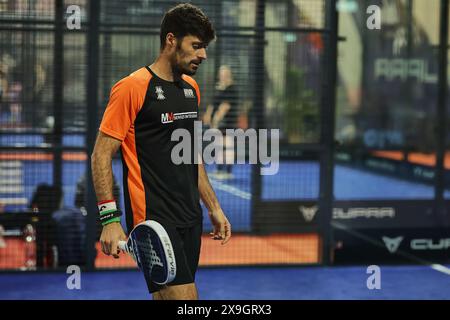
[
  {"xmin": 208, "ymin": 209, "xmax": 231, "ymax": 245},
  {"xmin": 100, "ymin": 222, "xmax": 127, "ymax": 258}
]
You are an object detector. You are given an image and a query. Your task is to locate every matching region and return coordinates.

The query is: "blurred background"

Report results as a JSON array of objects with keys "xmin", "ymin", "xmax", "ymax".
[{"xmin": 0, "ymin": 0, "xmax": 450, "ymax": 299}]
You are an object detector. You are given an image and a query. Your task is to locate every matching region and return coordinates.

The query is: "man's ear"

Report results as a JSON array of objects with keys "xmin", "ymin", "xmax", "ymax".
[{"xmin": 165, "ymin": 32, "xmax": 177, "ymax": 49}]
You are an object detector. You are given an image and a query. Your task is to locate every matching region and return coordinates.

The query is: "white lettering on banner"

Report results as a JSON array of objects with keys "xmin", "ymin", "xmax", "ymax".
[
  {"xmin": 411, "ymin": 239, "xmax": 450, "ymax": 250},
  {"xmin": 333, "ymin": 207, "xmax": 395, "ymax": 219},
  {"xmin": 375, "ymin": 58, "xmax": 438, "ymax": 84}
]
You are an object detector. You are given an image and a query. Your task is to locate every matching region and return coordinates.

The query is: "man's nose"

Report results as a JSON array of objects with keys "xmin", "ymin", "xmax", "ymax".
[{"xmin": 198, "ymin": 48, "xmax": 207, "ymax": 60}]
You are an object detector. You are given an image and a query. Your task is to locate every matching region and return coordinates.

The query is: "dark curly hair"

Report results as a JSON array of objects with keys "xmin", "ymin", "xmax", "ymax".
[{"xmin": 160, "ymin": 3, "xmax": 215, "ymax": 50}]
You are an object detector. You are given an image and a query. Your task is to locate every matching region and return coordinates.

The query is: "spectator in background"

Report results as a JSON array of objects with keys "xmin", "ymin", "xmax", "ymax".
[
  {"xmin": 0, "ymin": 54, "xmax": 47, "ymax": 128},
  {"xmin": 51, "ymin": 183, "xmax": 87, "ymax": 267},
  {"xmin": 7, "ymin": 82, "xmax": 22, "ymax": 124},
  {"xmin": 0, "ymin": 62, "xmax": 7, "ymax": 103},
  {"xmin": 30, "ymin": 184, "xmax": 62, "ymax": 214},
  {"xmin": 28, "ymin": 175, "xmax": 121, "ymax": 267},
  {"xmin": 31, "ymin": 62, "xmax": 48, "ymax": 128},
  {"xmin": 0, "ymin": 56, "xmax": 10, "ymax": 123},
  {"xmin": 0, "ymin": 203, "xmax": 5, "ymax": 248},
  {"xmin": 0, "ymin": 225, "xmax": 5, "ymax": 249},
  {"xmin": 30, "ymin": 183, "xmax": 86, "ymax": 267},
  {"xmin": 0, "ymin": 53, "xmax": 23, "ymax": 126},
  {"xmin": 203, "ymin": 65, "xmax": 239, "ymax": 179},
  {"xmin": 29, "ymin": 184, "xmax": 61, "ymax": 267}
]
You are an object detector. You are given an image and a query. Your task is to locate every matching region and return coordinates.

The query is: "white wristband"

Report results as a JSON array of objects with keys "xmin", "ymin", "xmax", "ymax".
[{"xmin": 98, "ymin": 200, "xmax": 117, "ymax": 215}]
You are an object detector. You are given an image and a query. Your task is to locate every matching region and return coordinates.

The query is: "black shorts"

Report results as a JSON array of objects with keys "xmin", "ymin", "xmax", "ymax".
[{"xmin": 146, "ymin": 221, "xmax": 202, "ymax": 294}]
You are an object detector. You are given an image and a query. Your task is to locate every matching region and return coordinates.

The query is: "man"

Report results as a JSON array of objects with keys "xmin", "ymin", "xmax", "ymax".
[{"xmin": 91, "ymin": 3, "xmax": 231, "ymax": 300}]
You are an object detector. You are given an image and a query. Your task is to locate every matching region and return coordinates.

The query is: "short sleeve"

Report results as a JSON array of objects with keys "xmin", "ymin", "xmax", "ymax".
[
  {"xmin": 182, "ymin": 75, "xmax": 201, "ymax": 107},
  {"xmin": 99, "ymin": 77, "xmax": 144, "ymax": 141}
]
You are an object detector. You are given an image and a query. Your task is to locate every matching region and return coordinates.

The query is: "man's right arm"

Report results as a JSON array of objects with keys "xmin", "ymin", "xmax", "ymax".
[
  {"xmin": 91, "ymin": 131, "xmax": 126, "ymax": 258},
  {"xmin": 91, "ymin": 131, "xmax": 121, "ymax": 200}
]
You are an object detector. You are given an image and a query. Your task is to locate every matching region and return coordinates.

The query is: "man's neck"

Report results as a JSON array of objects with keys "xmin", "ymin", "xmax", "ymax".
[{"xmin": 149, "ymin": 55, "xmax": 182, "ymax": 82}]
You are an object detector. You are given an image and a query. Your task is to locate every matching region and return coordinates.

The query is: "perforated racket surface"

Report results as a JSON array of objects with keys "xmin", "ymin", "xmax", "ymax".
[{"xmin": 119, "ymin": 220, "xmax": 176, "ymax": 285}]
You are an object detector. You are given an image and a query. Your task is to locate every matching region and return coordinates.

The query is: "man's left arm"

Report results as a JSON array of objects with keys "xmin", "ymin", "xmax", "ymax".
[{"xmin": 198, "ymin": 162, "xmax": 231, "ymax": 244}]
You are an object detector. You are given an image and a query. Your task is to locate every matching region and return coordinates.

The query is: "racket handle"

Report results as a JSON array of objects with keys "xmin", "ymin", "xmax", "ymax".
[{"xmin": 118, "ymin": 241, "xmax": 127, "ymax": 252}]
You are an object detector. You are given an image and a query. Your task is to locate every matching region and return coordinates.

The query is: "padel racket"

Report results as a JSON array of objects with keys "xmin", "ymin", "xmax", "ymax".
[{"xmin": 118, "ymin": 220, "xmax": 176, "ymax": 285}]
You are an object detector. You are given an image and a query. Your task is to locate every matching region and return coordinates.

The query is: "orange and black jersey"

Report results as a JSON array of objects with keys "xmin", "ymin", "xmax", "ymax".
[{"xmin": 100, "ymin": 66, "xmax": 202, "ymax": 231}]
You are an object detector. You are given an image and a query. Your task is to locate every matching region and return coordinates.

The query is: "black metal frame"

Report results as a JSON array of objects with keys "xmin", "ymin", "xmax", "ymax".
[
  {"xmin": 319, "ymin": 0, "xmax": 338, "ymax": 265},
  {"xmin": 85, "ymin": 0, "xmax": 100, "ymax": 271},
  {"xmin": 250, "ymin": 0, "xmax": 338, "ymax": 265},
  {"xmin": 52, "ymin": 0, "xmax": 64, "ymax": 188},
  {"xmin": 435, "ymin": 0, "xmax": 449, "ymax": 227}
]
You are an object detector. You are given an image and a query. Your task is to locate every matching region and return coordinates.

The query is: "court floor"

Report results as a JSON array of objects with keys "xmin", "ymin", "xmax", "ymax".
[{"xmin": 0, "ymin": 264, "xmax": 449, "ymax": 300}]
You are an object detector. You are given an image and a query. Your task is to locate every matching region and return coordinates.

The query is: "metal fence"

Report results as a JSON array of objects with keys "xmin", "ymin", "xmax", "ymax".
[{"xmin": 0, "ymin": 0, "xmax": 337, "ymax": 271}]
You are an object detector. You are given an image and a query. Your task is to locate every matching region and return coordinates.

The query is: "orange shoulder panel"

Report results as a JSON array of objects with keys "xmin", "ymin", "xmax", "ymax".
[{"xmin": 99, "ymin": 67, "xmax": 152, "ymax": 141}]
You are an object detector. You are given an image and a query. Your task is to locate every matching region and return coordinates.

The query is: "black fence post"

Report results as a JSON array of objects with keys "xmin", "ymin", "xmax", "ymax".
[
  {"xmin": 85, "ymin": 0, "xmax": 100, "ymax": 271},
  {"xmin": 251, "ymin": 0, "xmax": 266, "ymax": 233},
  {"xmin": 53, "ymin": 0, "xmax": 64, "ymax": 188},
  {"xmin": 319, "ymin": 0, "xmax": 338, "ymax": 265},
  {"xmin": 435, "ymin": 0, "xmax": 449, "ymax": 226}
]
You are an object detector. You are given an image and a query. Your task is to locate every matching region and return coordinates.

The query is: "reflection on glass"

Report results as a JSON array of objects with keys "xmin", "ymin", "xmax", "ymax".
[{"xmin": 335, "ymin": 0, "xmax": 440, "ymax": 200}]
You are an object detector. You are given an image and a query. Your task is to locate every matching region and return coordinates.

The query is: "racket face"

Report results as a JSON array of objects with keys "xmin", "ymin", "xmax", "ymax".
[{"xmin": 127, "ymin": 221, "xmax": 176, "ymax": 285}]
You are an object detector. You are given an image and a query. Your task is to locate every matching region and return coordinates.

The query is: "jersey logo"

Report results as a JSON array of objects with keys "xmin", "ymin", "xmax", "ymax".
[
  {"xmin": 161, "ymin": 112, "xmax": 197, "ymax": 124},
  {"xmin": 184, "ymin": 89, "xmax": 195, "ymax": 98},
  {"xmin": 155, "ymin": 86, "xmax": 165, "ymax": 100},
  {"xmin": 161, "ymin": 112, "xmax": 174, "ymax": 124}
]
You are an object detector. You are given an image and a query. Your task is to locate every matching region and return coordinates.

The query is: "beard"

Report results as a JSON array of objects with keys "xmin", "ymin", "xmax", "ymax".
[
  {"xmin": 177, "ymin": 63, "xmax": 196, "ymax": 76},
  {"xmin": 172, "ymin": 59, "xmax": 197, "ymax": 76},
  {"xmin": 171, "ymin": 48, "xmax": 200, "ymax": 76}
]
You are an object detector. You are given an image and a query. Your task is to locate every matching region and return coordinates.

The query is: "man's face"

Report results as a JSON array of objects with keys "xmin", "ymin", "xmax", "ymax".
[{"xmin": 170, "ymin": 35, "xmax": 207, "ymax": 76}]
